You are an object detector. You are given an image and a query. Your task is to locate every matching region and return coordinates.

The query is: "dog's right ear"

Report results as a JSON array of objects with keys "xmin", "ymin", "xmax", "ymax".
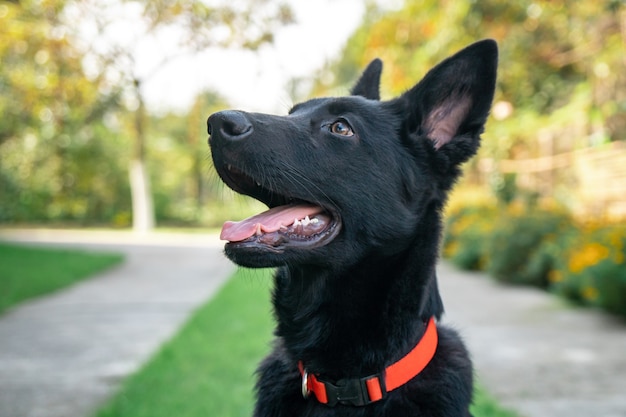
[
  {"xmin": 351, "ymin": 58, "xmax": 383, "ymax": 100},
  {"xmin": 396, "ymin": 40, "xmax": 498, "ymax": 164}
]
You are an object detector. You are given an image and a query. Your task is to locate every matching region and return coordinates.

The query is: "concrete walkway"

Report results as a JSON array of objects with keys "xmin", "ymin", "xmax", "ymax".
[
  {"xmin": 438, "ymin": 262, "xmax": 626, "ymax": 417},
  {"xmin": 0, "ymin": 229, "xmax": 235, "ymax": 417},
  {"xmin": 1, "ymin": 229, "xmax": 625, "ymax": 417}
]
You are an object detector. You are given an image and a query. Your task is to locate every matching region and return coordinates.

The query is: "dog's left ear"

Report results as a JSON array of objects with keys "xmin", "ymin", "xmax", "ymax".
[
  {"xmin": 351, "ymin": 58, "xmax": 383, "ymax": 100},
  {"xmin": 399, "ymin": 40, "xmax": 498, "ymax": 161}
]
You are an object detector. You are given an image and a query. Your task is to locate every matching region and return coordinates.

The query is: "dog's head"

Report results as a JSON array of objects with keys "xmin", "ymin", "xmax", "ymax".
[{"xmin": 208, "ymin": 40, "xmax": 497, "ymax": 269}]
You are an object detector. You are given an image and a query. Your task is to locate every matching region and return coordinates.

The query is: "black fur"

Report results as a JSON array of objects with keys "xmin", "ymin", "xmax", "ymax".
[{"xmin": 207, "ymin": 40, "xmax": 498, "ymax": 417}]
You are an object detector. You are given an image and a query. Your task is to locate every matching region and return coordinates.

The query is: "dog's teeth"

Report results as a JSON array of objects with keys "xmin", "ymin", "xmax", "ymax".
[
  {"xmin": 310, "ymin": 218, "xmax": 319, "ymax": 224},
  {"xmin": 256, "ymin": 181, "xmax": 261, "ymax": 186},
  {"xmin": 301, "ymin": 216, "xmax": 311, "ymax": 226}
]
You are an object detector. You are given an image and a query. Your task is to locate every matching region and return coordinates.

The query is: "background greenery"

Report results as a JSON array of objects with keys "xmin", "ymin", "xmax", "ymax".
[
  {"xmin": 0, "ymin": 0, "xmax": 292, "ymax": 227},
  {"xmin": 0, "ymin": 243, "xmax": 123, "ymax": 314},
  {"xmin": 443, "ymin": 201, "xmax": 626, "ymax": 318},
  {"xmin": 2, "ymin": 0, "xmax": 625, "ymax": 227}
]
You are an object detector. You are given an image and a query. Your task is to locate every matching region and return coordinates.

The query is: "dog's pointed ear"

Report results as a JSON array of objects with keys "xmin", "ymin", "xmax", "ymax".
[
  {"xmin": 400, "ymin": 40, "xmax": 498, "ymax": 156},
  {"xmin": 351, "ymin": 58, "xmax": 383, "ymax": 100}
]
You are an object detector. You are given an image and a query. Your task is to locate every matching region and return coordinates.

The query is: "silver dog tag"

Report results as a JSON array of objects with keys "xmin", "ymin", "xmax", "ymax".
[{"xmin": 301, "ymin": 370, "xmax": 310, "ymax": 399}]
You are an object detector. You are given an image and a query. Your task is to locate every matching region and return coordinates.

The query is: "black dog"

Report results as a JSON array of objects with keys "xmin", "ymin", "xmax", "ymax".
[{"xmin": 208, "ymin": 40, "xmax": 497, "ymax": 417}]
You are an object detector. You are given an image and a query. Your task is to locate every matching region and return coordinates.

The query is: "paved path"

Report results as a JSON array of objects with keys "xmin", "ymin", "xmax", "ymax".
[
  {"xmin": 1, "ymin": 229, "xmax": 625, "ymax": 417},
  {"xmin": 0, "ymin": 229, "xmax": 235, "ymax": 417},
  {"xmin": 438, "ymin": 262, "xmax": 626, "ymax": 417}
]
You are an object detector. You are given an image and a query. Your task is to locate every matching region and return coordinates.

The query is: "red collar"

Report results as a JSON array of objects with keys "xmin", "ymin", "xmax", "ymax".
[{"xmin": 298, "ymin": 317, "xmax": 438, "ymax": 407}]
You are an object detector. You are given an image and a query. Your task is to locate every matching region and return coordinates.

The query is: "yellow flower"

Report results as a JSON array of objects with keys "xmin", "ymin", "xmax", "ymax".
[
  {"xmin": 444, "ymin": 241, "xmax": 459, "ymax": 257},
  {"xmin": 568, "ymin": 243, "xmax": 610, "ymax": 274}
]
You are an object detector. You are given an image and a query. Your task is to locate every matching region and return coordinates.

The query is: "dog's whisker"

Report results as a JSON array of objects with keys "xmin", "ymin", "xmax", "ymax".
[{"xmin": 275, "ymin": 160, "xmax": 339, "ymax": 209}]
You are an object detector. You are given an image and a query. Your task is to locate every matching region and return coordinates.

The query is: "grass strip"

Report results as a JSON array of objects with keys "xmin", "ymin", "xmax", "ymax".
[
  {"xmin": 472, "ymin": 386, "xmax": 519, "ymax": 417},
  {"xmin": 94, "ymin": 267, "xmax": 517, "ymax": 417},
  {"xmin": 94, "ymin": 268, "xmax": 274, "ymax": 417},
  {"xmin": 0, "ymin": 242, "xmax": 123, "ymax": 314}
]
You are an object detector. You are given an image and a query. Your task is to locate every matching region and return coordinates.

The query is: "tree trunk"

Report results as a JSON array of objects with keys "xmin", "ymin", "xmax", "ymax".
[
  {"xmin": 129, "ymin": 159, "xmax": 155, "ymax": 232},
  {"xmin": 130, "ymin": 79, "xmax": 155, "ymax": 232}
]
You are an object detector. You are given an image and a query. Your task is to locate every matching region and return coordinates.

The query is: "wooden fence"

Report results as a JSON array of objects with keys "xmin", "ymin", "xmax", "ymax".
[{"xmin": 479, "ymin": 142, "xmax": 626, "ymax": 220}]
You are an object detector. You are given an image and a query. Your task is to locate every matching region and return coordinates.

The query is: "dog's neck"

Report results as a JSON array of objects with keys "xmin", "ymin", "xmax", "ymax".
[{"xmin": 272, "ymin": 214, "xmax": 444, "ymax": 380}]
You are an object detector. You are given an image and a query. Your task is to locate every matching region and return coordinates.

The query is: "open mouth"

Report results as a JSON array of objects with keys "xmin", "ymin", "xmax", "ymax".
[{"xmin": 218, "ymin": 165, "xmax": 341, "ymax": 251}]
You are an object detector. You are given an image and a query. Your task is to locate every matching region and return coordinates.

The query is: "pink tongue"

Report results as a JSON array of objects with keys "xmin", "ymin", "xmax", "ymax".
[{"xmin": 220, "ymin": 204, "xmax": 324, "ymax": 242}]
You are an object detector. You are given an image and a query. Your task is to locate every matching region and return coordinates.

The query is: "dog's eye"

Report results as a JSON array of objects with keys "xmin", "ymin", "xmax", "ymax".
[{"xmin": 330, "ymin": 120, "xmax": 354, "ymax": 137}]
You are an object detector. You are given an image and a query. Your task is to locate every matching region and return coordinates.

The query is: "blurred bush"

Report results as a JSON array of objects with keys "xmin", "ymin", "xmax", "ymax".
[
  {"xmin": 443, "ymin": 205, "xmax": 497, "ymax": 271},
  {"xmin": 485, "ymin": 207, "xmax": 573, "ymax": 287},
  {"xmin": 444, "ymin": 202, "xmax": 626, "ymax": 318},
  {"xmin": 548, "ymin": 225, "xmax": 626, "ymax": 317}
]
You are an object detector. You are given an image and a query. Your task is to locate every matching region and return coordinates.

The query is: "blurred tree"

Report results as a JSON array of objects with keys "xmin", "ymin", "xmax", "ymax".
[
  {"xmin": 66, "ymin": 0, "xmax": 294, "ymax": 231},
  {"xmin": 0, "ymin": 0, "xmax": 130, "ymax": 223},
  {"xmin": 147, "ymin": 91, "xmax": 229, "ymax": 224},
  {"xmin": 0, "ymin": 0, "xmax": 294, "ymax": 227},
  {"xmin": 312, "ymin": 0, "xmax": 626, "ymax": 160}
]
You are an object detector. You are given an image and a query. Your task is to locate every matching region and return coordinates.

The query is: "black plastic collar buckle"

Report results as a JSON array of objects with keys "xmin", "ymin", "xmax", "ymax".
[{"xmin": 320, "ymin": 373, "xmax": 387, "ymax": 407}]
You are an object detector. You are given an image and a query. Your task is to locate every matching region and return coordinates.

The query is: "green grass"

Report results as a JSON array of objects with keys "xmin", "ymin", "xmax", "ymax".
[
  {"xmin": 0, "ymin": 242, "xmax": 124, "ymax": 314},
  {"xmin": 94, "ymin": 267, "xmax": 518, "ymax": 417},
  {"xmin": 472, "ymin": 386, "xmax": 519, "ymax": 417},
  {"xmin": 94, "ymin": 268, "xmax": 274, "ymax": 417}
]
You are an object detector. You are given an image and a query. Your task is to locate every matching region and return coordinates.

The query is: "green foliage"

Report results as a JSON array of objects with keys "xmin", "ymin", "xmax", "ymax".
[
  {"xmin": 0, "ymin": 243, "xmax": 123, "ymax": 314},
  {"xmin": 472, "ymin": 386, "xmax": 520, "ymax": 417},
  {"xmin": 0, "ymin": 0, "xmax": 293, "ymax": 227},
  {"xmin": 485, "ymin": 208, "xmax": 573, "ymax": 287},
  {"xmin": 548, "ymin": 225, "xmax": 626, "ymax": 317},
  {"xmin": 443, "ymin": 205, "xmax": 498, "ymax": 271},
  {"xmin": 491, "ymin": 173, "xmax": 518, "ymax": 206},
  {"xmin": 0, "ymin": 0, "xmax": 108, "ymax": 146},
  {"xmin": 0, "ymin": 123, "xmax": 132, "ymax": 224},
  {"xmin": 314, "ymin": 0, "xmax": 626, "ymax": 168},
  {"xmin": 444, "ymin": 204, "xmax": 626, "ymax": 317},
  {"xmin": 147, "ymin": 92, "xmax": 235, "ymax": 226},
  {"xmin": 0, "ymin": 0, "xmax": 130, "ymax": 224}
]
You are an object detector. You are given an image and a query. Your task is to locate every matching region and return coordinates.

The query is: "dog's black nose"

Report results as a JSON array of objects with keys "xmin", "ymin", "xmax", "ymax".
[{"xmin": 207, "ymin": 110, "xmax": 253, "ymax": 141}]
